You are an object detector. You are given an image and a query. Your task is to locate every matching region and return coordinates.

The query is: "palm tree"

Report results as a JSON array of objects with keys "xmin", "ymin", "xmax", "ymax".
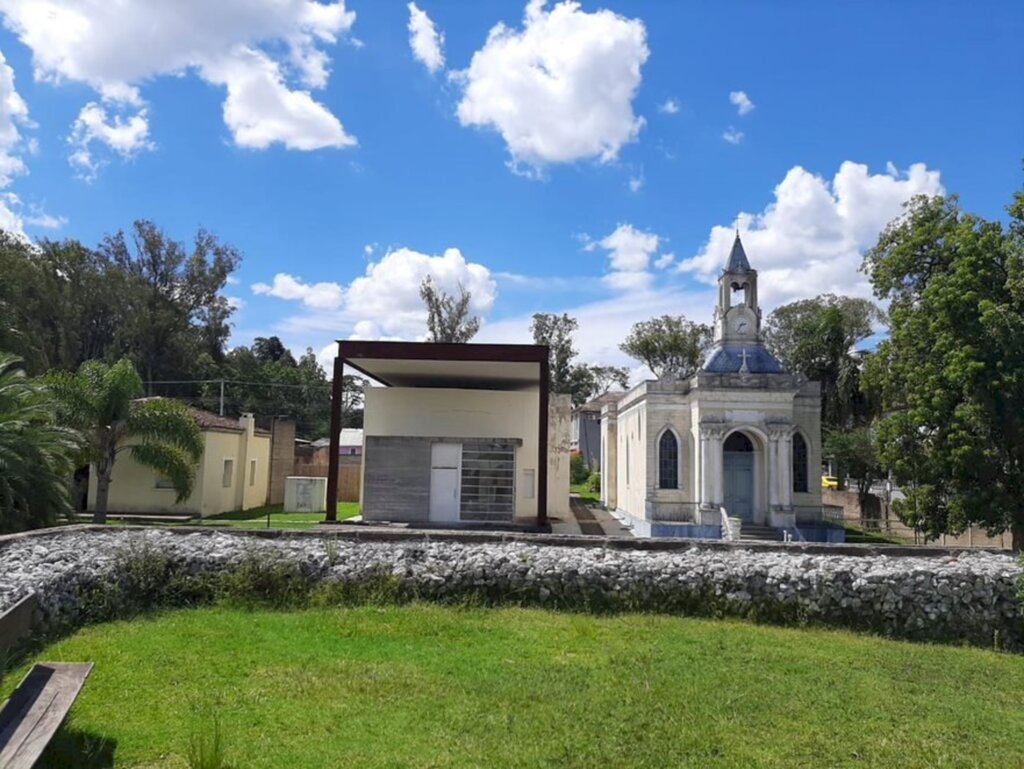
[
  {"xmin": 50, "ymin": 358, "xmax": 204, "ymax": 524},
  {"xmin": 0, "ymin": 353, "xmax": 82, "ymax": 532}
]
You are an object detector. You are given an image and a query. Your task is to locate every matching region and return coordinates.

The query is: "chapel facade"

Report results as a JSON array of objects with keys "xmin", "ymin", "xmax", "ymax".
[{"xmin": 600, "ymin": 235, "xmax": 825, "ymax": 538}]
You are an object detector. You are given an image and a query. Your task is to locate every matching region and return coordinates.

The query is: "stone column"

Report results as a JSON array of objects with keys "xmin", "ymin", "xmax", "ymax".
[
  {"xmin": 766, "ymin": 430, "xmax": 781, "ymax": 510},
  {"xmin": 699, "ymin": 421, "xmax": 727, "ymax": 510},
  {"xmin": 778, "ymin": 431, "xmax": 794, "ymax": 510},
  {"xmin": 601, "ymin": 404, "xmax": 618, "ymax": 510},
  {"xmin": 766, "ymin": 421, "xmax": 793, "ymax": 511}
]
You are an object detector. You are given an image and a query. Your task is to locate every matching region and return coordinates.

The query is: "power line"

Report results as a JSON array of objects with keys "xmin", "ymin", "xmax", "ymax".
[{"xmin": 143, "ymin": 377, "xmax": 362, "ymax": 416}]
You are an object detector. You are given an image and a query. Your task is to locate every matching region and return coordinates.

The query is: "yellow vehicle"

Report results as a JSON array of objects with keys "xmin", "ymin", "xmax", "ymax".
[{"xmin": 821, "ymin": 475, "xmax": 839, "ymax": 490}]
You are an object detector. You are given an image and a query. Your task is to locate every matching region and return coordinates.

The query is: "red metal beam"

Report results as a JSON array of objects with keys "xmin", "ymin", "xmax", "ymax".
[
  {"xmin": 335, "ymin": 340, "xmax": 548, "ymax": 363},
  {"xmin": 324, "ymin": 351, "xmax": 344, "ymax": 523}
]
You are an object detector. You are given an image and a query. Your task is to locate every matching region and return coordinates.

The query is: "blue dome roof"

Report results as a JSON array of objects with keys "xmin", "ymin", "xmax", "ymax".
[{"xmin": 702, "ymin": 344, "xmax": 786, "ymax": 374}]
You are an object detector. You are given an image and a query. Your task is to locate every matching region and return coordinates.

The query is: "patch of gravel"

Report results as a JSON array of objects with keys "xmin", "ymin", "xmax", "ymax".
[{"xmin": 1, "ymin": 529, "xmax": 1020, "ymax": 648}]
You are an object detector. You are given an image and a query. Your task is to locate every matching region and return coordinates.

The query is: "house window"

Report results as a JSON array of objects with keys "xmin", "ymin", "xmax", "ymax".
[
  {"xmin": 249, "ymin": 459, "xmax": 257, "ymax": 487},
  {"xmin": 460, "ymin": 441, "xmax": 515, "ymax": 516},
  {"xmin": 222, "ymin": 459, "xmax": 234, "ymax": 488},
  {"xmin": 793, "ymin": 433, "xmax": 808, "ymax": 493},
  {"xmin": 155, "ymin": 476, "xmax": 175, "ymax": 490},
  {"xmin": 658, "ymin": 430, "xmax": 679, "ymax": 489}
]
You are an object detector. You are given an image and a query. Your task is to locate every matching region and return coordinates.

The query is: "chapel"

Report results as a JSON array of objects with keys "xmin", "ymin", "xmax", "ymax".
[{"xmin": 600, "ymin": 234, "xmax": 828, "ymax": 539}]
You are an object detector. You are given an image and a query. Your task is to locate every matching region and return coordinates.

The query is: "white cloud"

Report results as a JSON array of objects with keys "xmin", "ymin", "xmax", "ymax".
[
  {"xmin": 729, "ymin": 90, "xmax": 754, "ymax": 115},
  {"xmin": 678, "ymin": 161, "xmax": 944, "ymax": 306},
  {"xmin": 654, "ymin": 252, "xmax": 675, "ymax": 269},
  {"xmin": 628, "ymin": 174, "xmax": 643, "ymax": 193},
  {"xmin": 68, "ymin": 102, "xmax": 153, "ymax": 180},
  {"xmin": 453, "ymin": 0, "xmax": 649, "ymax": 172},
  {"xmin": 0, "ymin": 51, "xmax": 29, "ymax": 187},
  {"xmin": 252, "ymin": 274, "xmax": 345, "ymax": 310},
  {"xmin": 226, "ymin": 296, "xmax": 246, "ymax": 311},
  {"xmin": 0, "ymin": 0, "xmax": 358, "ymax": 173},
  {"xmin": 22, "ymin": 209, "xmax": 67, "ymax": 229},
  {"xmin": 205, "ymin": 48, "xmax": 354, "ymax": 151},
  {"xmin": 264, "ymin": 246, "xmax": 497, "ymax": 342},
  {"xmin": 595, "ymin": 223, "xmax": 662, "ymax": 291},
  {"xmin": 408, "ymin": 2, "xmax": 445, "ymax": 74},
  {"xmin": 0, "ymin": 50, "xmax": 36, "ymax": 238},
  {"xmin": 658, "ymin": 98, "xmax": 679, "ymax": 114},
  {"xmin": 722, "ymin": 127, "xmax": 744, "ymax": 144},
  {"xmin": 478, "ymin": 283, "xmax": 716, "ymax": 374}
]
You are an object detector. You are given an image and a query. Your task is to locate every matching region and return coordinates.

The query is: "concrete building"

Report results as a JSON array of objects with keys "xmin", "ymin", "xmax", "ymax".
[
  {"xmin": 322, "ymin": 341, "xmax": 570, "ymax": 527},
  {"xmin": 88, "ymin": 407, "xmax": 271, "ymax": 517},
  {"xmin": 571, "ymin": 391, "xmax": 622, "ymax": 471},
  {"xmin": 602, "ymin": 235, "xmax": 838, "ymax": 542}
]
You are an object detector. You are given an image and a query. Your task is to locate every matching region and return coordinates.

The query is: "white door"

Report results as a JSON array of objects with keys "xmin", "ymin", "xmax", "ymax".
[{"xmin": 429, "ymin": 442, "xmax": 461, "ymax": 522}]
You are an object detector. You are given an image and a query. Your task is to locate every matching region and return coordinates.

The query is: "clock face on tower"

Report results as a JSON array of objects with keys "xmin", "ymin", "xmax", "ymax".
[{"xmin": 735, "ymin": 319, "xmax": 749, "ymax": 335}]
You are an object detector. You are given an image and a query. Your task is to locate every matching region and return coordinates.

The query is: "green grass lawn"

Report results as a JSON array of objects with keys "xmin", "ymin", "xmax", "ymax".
[
  {"xmin": 842, "ymin": 525, "xmax": 905, "ymax": 545},
  {"xmin": 203, "ymin": 502, "xmax": 360, "ymax": 529},
  {"xmin": 570, "ymin": 482, "xmax": 600, "ymax": 505},
  {"xmin": 7, "ymin": 605, "xmax": 1024, "ymax": 768}
]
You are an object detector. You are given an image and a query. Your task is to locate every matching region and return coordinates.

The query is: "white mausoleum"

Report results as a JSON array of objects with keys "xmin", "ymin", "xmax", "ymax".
[{"xmin": 601, "ymin": 235, "xmax": 829, "ymax": 540}]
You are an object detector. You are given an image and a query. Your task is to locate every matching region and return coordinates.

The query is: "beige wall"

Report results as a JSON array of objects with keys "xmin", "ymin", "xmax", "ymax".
[
  {"xmin": 364, "ymin": 387, "xmax": 543, "ymax": 517},
  {"xmin": 644, "ymin": 395, "xmax": 695, "ymax": 518},
  {"xmin": 616, "ymin": 396, "xmax": 648, "ymax": 519},
  {"xmin": 88, "ymin": 423, "xmax": 271, "ymax": 517},
  {"xmin": 547, "ymin": 394, "xmax": 571, "ymax": 517}
]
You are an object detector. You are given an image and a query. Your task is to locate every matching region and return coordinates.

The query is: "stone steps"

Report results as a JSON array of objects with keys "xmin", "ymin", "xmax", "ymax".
[{"xmin": 740, "ymin": 525, "xmax": 783, "ymax": 542}]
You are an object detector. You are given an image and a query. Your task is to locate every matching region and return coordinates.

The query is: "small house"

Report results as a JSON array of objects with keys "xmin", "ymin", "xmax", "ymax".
[{"xmin": 87, "ymin": 406, "xmax": 271, "ymax": 517}]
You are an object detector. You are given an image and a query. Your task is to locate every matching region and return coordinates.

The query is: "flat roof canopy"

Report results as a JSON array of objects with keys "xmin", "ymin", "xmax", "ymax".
[{"xmin": 336, "ymin": 341, "xmax": 548, "ymax": 389}]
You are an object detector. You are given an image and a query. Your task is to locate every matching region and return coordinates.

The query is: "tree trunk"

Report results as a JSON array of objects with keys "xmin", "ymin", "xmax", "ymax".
[
  {"xmin": 1012, "ymin": 520, "xmax": 1023, "ymax": 553},
  {"xmin": 93, "ymin": 459, "xmax": 112, "ymax": 525}
]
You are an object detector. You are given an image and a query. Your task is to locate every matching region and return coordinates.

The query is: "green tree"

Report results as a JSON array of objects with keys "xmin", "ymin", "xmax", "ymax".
[
  {"xmin": 578, "ymin": 364, "xmax": 630, "ymax": 399},
  {"xmin": 619, "ymin": 315, "xmax": 712, "ymax": 379},
  {"xmin": 0, "ymin": 354, "xmax": 82, "ymax": 532},
  {"xmin": 764, "ymin": 294, "xmax": 884, "ymax": 428},
  {"xmin": 210, "ymin": 343, "xmax": 363, "ymax": 439},
  {"xmin": 100, "ymin": 220, "xmax": 241, "ymax": 385},
  {"xmin": 863, "ymin": 191, "xmax": 1024, "ymax": 549},
  {"xmin": 531, "ymin": 313, "xmax": 579, "ymax": 393},
  {"xmin": 51, "ymin": 358, "xmax": 204, "ymax": 525},
  {"xmin": 251, "ymin": 336, "xmax": 297, "ymax": 366},
  {"xmin": 0, "ymin": 233, "xmax": 127, "ymax": 374},
  {"xmin": 531, "ymin": 313, "xmax": 630, "ymax": 406},
  {"xmin": 824, "ymin": 426, "xmax": 881, "ymax": 507},
  {"xmin": 419, "ymin": 276, "xmax": 480, "ymax": 342}
]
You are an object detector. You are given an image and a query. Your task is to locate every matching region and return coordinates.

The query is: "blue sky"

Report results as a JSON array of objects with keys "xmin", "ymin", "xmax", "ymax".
[{"xmin": 0, "ymin": 0, "xmax": 1021, "ymax": 372}]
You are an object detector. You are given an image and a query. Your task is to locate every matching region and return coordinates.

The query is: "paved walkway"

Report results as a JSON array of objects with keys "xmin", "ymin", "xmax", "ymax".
[{"xmin": 549, "ymin": 496, "xmax": 634, "ymax": 537}]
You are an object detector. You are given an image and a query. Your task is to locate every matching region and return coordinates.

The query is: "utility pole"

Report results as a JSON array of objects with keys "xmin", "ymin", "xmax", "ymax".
[{"xmin": 219, "ymin": 379, "xmax": 225, "ymax": 416}]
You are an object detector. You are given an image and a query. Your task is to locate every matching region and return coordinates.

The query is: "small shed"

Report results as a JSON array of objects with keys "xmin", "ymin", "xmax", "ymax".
[{"xmin": 324, "ymin": 341, "xmax": 569, "ymax": 527}]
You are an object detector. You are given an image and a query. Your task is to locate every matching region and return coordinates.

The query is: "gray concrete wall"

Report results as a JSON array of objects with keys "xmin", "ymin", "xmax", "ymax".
[{"xmin": 362, "ymin": 436, "xmax": 431, "ymax": 522}]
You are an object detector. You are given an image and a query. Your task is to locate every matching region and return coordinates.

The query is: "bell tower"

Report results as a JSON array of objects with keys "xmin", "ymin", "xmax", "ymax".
[{"xmin": 713, "ymin": 232, "xmax": 761, "ymax": 345}]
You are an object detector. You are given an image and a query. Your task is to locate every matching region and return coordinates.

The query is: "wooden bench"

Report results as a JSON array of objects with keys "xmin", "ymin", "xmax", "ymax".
[{"xmin": 0, "ymin": 663, "xmax": 94, "ymax": 768}]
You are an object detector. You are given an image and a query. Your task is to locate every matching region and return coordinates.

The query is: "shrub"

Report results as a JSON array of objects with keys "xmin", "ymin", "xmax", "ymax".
[
  {"xmin": 587, "ymin": 472, "xmax": 601, "ymax": 494},
  {"xmin": 187, "ymin": 714, "xmax": 230, "ymax": 769},
  {"xmin": 216, "ymin": 551, "xmax": 312, "ymax": 609},
  {"xmin": 570, "ymin": 451, "xmax": 590, "ymax": 485}
]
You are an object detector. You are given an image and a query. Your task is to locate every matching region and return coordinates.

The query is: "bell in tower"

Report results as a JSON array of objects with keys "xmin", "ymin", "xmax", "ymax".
[
  {"xmin": 713, "ymin": 232, "xmax": 761, "ymax": 345},
  {"xmin": 703, "ymin": 232, "xmax": 787, "ymax": 376}
]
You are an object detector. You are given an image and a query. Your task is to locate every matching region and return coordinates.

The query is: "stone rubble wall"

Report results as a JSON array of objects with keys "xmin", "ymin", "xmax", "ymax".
[{"xmin": 0, "ymin": 528, "xmax": 1020, "ymax": 650}]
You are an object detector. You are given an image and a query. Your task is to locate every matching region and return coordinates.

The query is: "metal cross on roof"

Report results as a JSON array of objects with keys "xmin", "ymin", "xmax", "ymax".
[{"xmin": 739, "ymin": 348, "xmax": 750, "ymax": 374}]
